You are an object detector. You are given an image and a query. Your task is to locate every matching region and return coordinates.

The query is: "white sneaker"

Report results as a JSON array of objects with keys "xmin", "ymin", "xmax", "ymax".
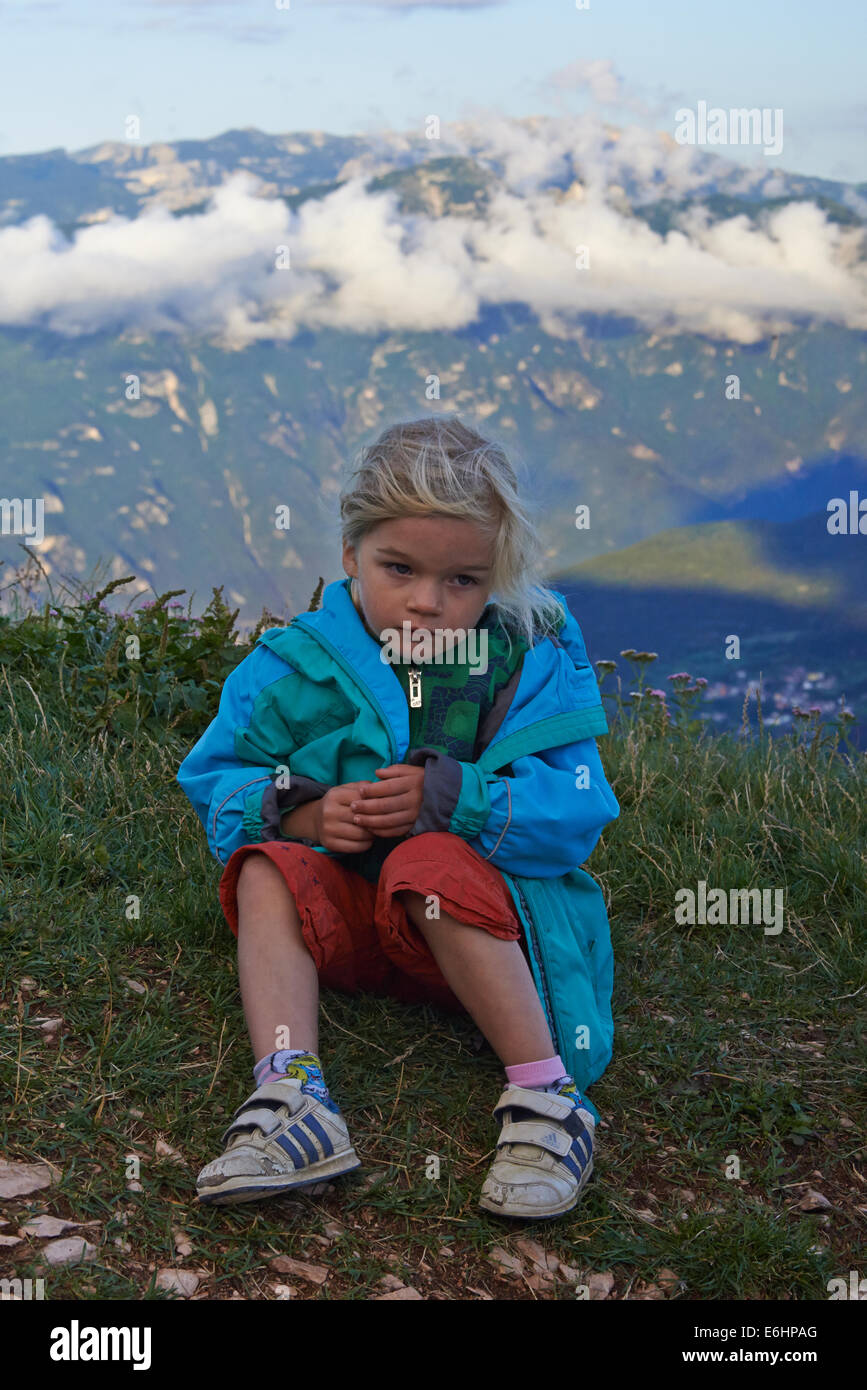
[
  {"xmin": 478, "ymin": 1083, "xmax": 596, "ymax": 1220},
  {"xmin": 196, "ymin": 1078, "xmax": 361, "ymax": 1206}
]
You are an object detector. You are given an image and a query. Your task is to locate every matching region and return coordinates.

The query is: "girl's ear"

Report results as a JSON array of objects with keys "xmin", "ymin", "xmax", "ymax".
[{"xmin": 342, "ymin": 540, "xmax": 358, "ymax": 577}]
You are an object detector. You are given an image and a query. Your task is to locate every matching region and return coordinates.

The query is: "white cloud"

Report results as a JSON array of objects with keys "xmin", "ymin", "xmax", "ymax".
[
  {"xmin": 0, "ymin": 114, "xmax": 864, "ymax": 347},
  {"xmin": 548, "ymin": 59, "xmax": 623, "ymax": 107}
]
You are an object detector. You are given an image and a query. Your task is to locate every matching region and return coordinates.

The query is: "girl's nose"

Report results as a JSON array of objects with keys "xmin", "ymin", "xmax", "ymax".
[{"xmin": 408, "ymin": 583, "xmax": 442, "ymax": 615}]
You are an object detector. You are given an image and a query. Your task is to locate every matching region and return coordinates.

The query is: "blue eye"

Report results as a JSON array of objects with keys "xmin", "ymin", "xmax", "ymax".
[{"xmin": 383, "ymin": 562, "xmax": 478, "ymax": 586}]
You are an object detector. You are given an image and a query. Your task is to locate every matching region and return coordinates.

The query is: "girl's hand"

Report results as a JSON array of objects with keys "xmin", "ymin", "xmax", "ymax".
[
  {"xmin": 349, "ymin": 765, "xmax": 426, "ymax": 838},
  {"xmin": 313, "ymin": 783, "xmax": 376, "ymax": 853}
]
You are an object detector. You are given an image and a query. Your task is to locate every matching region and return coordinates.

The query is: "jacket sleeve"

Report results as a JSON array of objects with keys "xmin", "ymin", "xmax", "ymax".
[
  {"xmin": 175, "ymin": 643, "xmax": 329, "ymax": 866},
  {"xmin": 403, "ymin": 735, "xmax": 619, "ymax": 878}
]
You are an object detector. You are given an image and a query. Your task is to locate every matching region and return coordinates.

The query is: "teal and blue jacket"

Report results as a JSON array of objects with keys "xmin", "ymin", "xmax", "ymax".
[{"xmin": 176, "ymin": 577, "xmax": 620, "ymax": 1120}]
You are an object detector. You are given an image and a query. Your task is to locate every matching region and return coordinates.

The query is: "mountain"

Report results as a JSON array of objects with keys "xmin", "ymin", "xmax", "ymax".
[
  {"xmin": 0, "ymin": 119, "xmax": 865, "ymax": 739},
  {"xmin": 554, "ymin": 512, "xmax": 867, "ymax": 739}
]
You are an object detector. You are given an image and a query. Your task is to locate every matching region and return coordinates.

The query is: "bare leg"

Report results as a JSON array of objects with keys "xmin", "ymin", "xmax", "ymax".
[
  {"xmin": 235, "ymin": 854, "xmax": 319, "ymax": 1061},
  {"xmin": 399, "ymin": 890, "xmax": 556, "ymax": 1066}
]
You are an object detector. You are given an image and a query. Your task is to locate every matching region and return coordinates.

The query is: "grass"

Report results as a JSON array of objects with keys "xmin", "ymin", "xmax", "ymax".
[{"xmin": 0, "ymin": 549, "xmax": 864, "ymax": 1301}]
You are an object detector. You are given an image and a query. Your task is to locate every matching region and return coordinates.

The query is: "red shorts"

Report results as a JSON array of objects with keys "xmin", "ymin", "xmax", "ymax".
[{"xmin": 218, "ymin": 831, "xmax": 523, "ymax": 1014}]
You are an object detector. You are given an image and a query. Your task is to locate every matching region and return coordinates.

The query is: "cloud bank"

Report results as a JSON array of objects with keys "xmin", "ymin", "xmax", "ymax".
[{"xmin": 0, "ymin": 114, "xmax": 864, "ymax": 346}]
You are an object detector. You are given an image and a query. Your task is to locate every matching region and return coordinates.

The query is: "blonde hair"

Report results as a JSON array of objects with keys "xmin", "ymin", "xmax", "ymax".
[{"xmin": 338, "ymin": 415, "xmax": 566, "ymax": 651}]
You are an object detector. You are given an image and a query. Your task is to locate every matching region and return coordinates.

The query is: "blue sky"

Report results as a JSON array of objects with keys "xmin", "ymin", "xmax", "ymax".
[{"xmin": 0, "ymin": 0, "xmax": 864, "ymax": 183}]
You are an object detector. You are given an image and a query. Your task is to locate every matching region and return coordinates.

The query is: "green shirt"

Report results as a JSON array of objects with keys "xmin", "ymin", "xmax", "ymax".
[{"xmin": 339, "ymin": 577, "xmax": 528, "ymax": 879}]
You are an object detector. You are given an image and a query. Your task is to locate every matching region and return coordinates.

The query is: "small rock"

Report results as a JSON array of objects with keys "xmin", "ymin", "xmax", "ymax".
[
  {"xmin": 18, "ymin": 1215, "xmax": 74, "ymax": 1238},
  {"xmin": 322, "ymin": 1221, "xmax": 344, "ymax": 1242},
  {"xmin": 677, "ymin": 1188, "xmax": 697, "ymax": 1203},
  {"xmin": 558, "ymin": 1261, "xmax": 584, "ymax": 1284},
  {"xmin": 173, "ymin": 1229, "xmax": 193, "ymax": 1257},
  {"xmin": 270, "ymin": 1284, "xmax": 295, "ymax": 1299},
  {"xmin": 514, "ymin": 1236, "xmax": 548, "ymax": 1270},
  {"xmin": 126, "ymin": 1180, "xmax": 143, "ymax": 1192},
  {"xmin": 39, "ymin": 1017, "xmax": 64, "ymax": 1037},
  {"xmin": 43, "ymin": 1236, "xmax": 97, "ymax": 1267},
  {"xmin": 128, "ymin": 1108, "xmax": 144, "ymax": 1119},
  {"xmin": 587, "ymin": 1271, "xmax": 616, "ymax": 1300},
  {"xmin": 156, "ymin": 1268, "xmax": 200, "ymax": 1298},
  {"xmin": 0, "ymin": 1234, "xmax": 23, "ymax": 1247},
  {"xmin": 657, "ymin": 1267, "xmax": 680, "ymax": 1292},
  {"xmin": 488, "ymin": 1245, "xmax": 524, "ymax": 1278},
  {"xmin": 122, "ymin": 978, "xmax": 147, "ymax": 995},
  {"xmin": 525, "ymin": 1272, "xmax": 554, "ymax": 1292},
  {"xmin": 796, "ymin": 1189, "xmax": 833, "ymax": 1212},
  {"xmin": 0, "ymin": 1157, "xmax": 56, "ymax": 1198},
  {"xmin": 377, "ymin": 1274, "xmax": 405, "ymax": 1291},
  {"xmin": 439, "ymin": 1245, "xmax": 454, "ymax": 1258},
  {"xmin": 113, "ymin": 1237, "xmax": 132, "ymax": 1252},
  {"xmin": 269, "ymin": 1255, "xmax": 329, "ymax": 1286},
  {"xmin": 374, "ymin": 1285, "xmax": 423, "ymax": 1300},
  {"xmin": 632, "ymin": 1279, "xmax": 666, "ymax": 1300},
  {"xmin": 155, "ymin": 1139, "xmax": 185, "ymax": 1164}
]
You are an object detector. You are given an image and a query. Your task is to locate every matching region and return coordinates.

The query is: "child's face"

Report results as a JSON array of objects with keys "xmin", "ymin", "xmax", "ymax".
[{"xmin": 343, "ymin": 515, "xmax": 495, "ymax": 642}]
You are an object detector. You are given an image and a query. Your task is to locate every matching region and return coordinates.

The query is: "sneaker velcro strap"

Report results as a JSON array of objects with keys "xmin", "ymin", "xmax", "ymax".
[
  {"xmin": 243, "ymin": 1081, "xmax": 304, "ymax": 1109},
  {"xmin": 221, "ymin": 1107, "xmax": 284, "ymax": 1144},
  {"xmin": 497, "ymin": 1120, "xmax": 574, "ymax": 1157},
  {"xmin": 221, "ymin": 1081, "xmax": 304, "ymax": 1145},
  {"xmin": 492, "ymin": 1086, "xmax": 575, "ymax": 1124}
]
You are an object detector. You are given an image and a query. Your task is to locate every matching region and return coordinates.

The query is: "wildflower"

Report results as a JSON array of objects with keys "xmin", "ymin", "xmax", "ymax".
[
  {"xmin": 694, "ymin": 677, "xmax": 708, "ymax": 688},
  {"xmin": 632, "ymin": 651, "xmax": 658, "ymax": 663},
  {"xmin": 667, "ymin": 671, "xmax": 691, "ymax": 681},
  {"xmin": 595, "ymin": 659, "xmax": 617, "ymax": 672},
  {"xmin": 647, "ymin": 688, "xmax": 668, "ymax": 700},
  {"xmin": 620, "ymin": 649, "xmax": 638, "ymax": 659},
  {"xmin": 809, "ymin": 706, "xmax": 821, "ymax": 715}
]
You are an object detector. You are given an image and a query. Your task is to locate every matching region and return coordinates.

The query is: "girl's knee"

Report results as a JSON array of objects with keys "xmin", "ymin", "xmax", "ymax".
[{"xmin": 237, "ymin": 852, "xmax": 293, "ymax": 899}]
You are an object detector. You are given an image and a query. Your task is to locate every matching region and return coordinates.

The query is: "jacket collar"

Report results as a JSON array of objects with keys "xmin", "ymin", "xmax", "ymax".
[{"xmin": 282, "ymin": 578, "xmax": 606, "ymax": 763}]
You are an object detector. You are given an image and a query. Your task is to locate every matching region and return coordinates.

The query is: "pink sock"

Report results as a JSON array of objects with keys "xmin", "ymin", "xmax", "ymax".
[{"xmin": 505, "ymin": 1055, "xmax": 566, "ymax": 1088}]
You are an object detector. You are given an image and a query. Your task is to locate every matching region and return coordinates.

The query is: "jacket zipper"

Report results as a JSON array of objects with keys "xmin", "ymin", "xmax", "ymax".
[{"xmin": 407, "ymin": 666, "xmax": 423, "ymax": 745}]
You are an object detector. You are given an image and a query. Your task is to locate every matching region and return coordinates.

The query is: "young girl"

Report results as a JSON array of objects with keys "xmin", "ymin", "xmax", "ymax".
[{"xmin": 177, "ymin": 415, "xmax": 620, "ymax": 1222}]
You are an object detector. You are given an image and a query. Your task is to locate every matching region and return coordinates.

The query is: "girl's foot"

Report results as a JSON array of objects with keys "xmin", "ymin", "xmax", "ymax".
[
  {"xmin": 478, "ymin": 1079, "xmax": 595, "ymax": 1220},
  {"xmin": 196, "ymin": 1077, "xmax": 361, "ymax": 1206}
]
